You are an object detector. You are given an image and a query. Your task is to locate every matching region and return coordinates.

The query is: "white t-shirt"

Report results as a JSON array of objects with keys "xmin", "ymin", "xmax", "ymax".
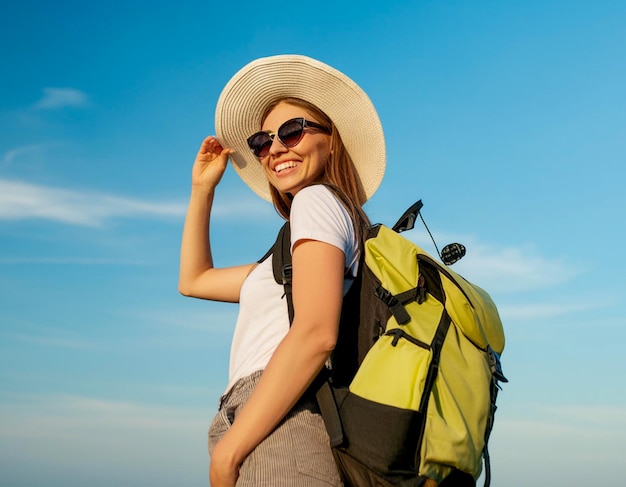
[{"xmin": 226, "ymin": 185, "xmax": 359, "ymax": 393}]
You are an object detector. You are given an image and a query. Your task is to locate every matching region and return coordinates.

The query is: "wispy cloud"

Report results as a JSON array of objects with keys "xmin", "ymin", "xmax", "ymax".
[
  {"xmin": 121, "ymin": 306, "xmax": 239, "ymax": 334},
  {"xmin": 499, "ymin": 300, "xmax": 604, "ymax": 321},
  {"xmin": 32, "ymin": 88, "xmax": 89, "ymax": 110},
  {"xmin": 494, "ymin": 404, "xmax": 626, "ymax": 474},
  {"xmin": 0, "ymin": 393, "xmax": 207, "ymax": 431},
  {"xmin": 0, "ymin": 322, "xmax": 101, "ymax": 350},
  {"xmin": 3, "ymin": 331, "xmax": 98, "ymax": 350},
  {"xmin": 538, "ymin": 404, "xmax": 626, "ymax": 426},
  {"xmin": 407, "ymin": 232, "xmax": 580, "ymax": 293},
  {"xmin": 0, "ymin": 177, "xmax": 186, "ymax": 226},
  {"xmin": 0, "ymin": 393, "xmax": 209, "ymax": 477},
  {"xmin": 211, "ymin": 196, "xmax": 276, "ymax": 219},
  {"xmin": 459, "ymin": 245, "xmax": 578, "ymax": 291},
  {"xmin": 1, "ymin": 144, "xmax": 52, "ymax": 166},
  {"xmin": 0, "ymin": 257, "xmax": 151, "ymax": 265},
  {"xmin": 0, "ymin": 177, "xmax": 275, "ymax": 227},
  {"xmin": 0, "ymin": 394, "xmax": 208, "ymax": 446}
]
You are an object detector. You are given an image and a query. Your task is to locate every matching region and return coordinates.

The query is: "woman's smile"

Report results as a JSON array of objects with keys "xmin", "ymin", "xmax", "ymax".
[
  {"xmin": 273, "ymin": 160, "xmax": 300, "ymax": 174},
  {"xmin": 261, "ymin": 102, "xmax": 331, "ymax": 195}
]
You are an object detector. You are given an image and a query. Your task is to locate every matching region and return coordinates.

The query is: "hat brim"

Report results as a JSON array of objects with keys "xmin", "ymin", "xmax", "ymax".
[{"xmin": 215, "ymin": 55, "xmax": 385, "ymax": 202}]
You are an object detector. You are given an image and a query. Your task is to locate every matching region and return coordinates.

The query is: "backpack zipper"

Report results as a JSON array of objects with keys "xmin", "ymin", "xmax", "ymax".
[{"xmin": 385, "ymin": 328, "xmax": 430, "ymax": 350}]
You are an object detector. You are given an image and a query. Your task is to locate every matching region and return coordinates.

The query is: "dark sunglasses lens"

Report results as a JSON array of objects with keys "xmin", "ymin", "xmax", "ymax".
[
  {"xmin": 278, "ymin": 120, "xmax": 305, "ymax": 147},
  {"xmin": 248, "ymin": 133, "xmax": 272, "ymax": 157}
]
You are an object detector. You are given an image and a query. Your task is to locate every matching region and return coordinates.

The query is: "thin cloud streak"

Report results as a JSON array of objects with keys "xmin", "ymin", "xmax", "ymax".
[
  {"xmin": 4, "ymin": 331, "xmax": 99, "ymax": 350},
  {"xmin": 2, "ymin": 144, "xmax": 52, "ymax": 166},
  {"xmin": 32, "ymin": 88, "xmax": 89, "ymax": 110},
  {"xmin": 123, "ymin": 307, "xmax": 238, "ymax": 333},
  {"xmin": 499, "ymin": 301, "xmax": 603, "ymax": 321},
  {"xmin": 0, "ymin": 178, "xmax": 186, "ymax": 226},
  {"xmin": 0, "ymin": 178, "xmax": 274, "ymax": 226},
  {"xmin": 456, "ymin": 245, "xmax": 578, "ymax": 292},
  {"xmin": 407, "ymin": 232, "xmax": 579, "ymax": 293},
  {"xmin": 0, "ymin": 393, "xmax": 208, "ymax": 439},
  {"xmin": 496, "ymin": 404, "xmax": 626, "ymax": 461},
  {"xmin": 0, "ymin": 393, "xmax": 209, "ymax": 478},
  {"xmin": 538, "ymin": 404, "xmax": 626, "ymax": 426},
  {"xmin": 489, "ymin": 405, "xmax": 626, "ymax": 484},
  {"xmin": 0, "ymin": 257, "xmax": 151, "ymax": 265}
]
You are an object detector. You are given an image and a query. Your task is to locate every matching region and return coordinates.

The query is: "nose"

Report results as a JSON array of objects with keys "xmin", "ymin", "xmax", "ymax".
[{"xmin": 267, "ymin": 133, "xmax": 287, "ymax": 157}]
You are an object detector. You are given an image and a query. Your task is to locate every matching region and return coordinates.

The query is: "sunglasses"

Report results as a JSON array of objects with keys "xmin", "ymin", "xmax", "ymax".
[{"xmin": 247, "ymin": 117, "xmax": 331, "ymax": 158}]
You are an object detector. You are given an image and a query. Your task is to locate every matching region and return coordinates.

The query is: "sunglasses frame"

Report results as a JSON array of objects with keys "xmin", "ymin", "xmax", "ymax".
[{"xmin": 247, "ymin": 117, "xmax": 331, "ymax": 158}]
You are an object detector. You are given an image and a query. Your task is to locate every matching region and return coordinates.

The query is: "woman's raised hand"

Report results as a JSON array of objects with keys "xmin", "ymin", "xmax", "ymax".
[{"xmin": 192, "ymin": 136, "xmax": 233, "ymax": 192}]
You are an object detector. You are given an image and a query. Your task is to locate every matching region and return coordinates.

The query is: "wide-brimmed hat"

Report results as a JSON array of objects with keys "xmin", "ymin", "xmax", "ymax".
[{"xmin": 215, "ymin": 54, "xmax": 385, "ymax": 202}]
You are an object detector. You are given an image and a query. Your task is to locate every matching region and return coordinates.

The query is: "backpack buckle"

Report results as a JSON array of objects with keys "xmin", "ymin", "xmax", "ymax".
[
  {"xmin": 487, "ymin": 345, "xmax": 508, "ymax": 383},
  {"xmin": 281, "ymin": 264, "xmax": 293, "ymax": 286},
  {"xmin": 375, "ymin": 287, "xmax": 411, "ymax": 325}
]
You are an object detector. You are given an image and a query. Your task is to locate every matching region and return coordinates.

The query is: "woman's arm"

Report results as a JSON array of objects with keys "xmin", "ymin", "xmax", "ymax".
[
  {"xmin": 178, "ymin": 136, "xmax": 255, "ymax": 302},
  {"xmin": 209, "ymin": 238, "xmax": 345, "ymax": 486}
]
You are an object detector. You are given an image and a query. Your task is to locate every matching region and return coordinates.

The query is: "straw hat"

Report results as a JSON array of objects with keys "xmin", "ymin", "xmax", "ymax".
[{"xmin": 215, "ymin": 54, "xmax": 385, "ymax": 202}]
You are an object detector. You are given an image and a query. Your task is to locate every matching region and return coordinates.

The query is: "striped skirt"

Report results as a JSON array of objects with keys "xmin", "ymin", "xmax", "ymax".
[{"xmin": 209, "ymin": 370, "xmax": 343, "ymax": 486}]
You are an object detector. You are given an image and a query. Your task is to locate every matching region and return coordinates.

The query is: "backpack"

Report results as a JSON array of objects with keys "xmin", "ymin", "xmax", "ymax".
[{"xmin": 268, "ymin": 200, "xmax": 507, "ymax": 487}]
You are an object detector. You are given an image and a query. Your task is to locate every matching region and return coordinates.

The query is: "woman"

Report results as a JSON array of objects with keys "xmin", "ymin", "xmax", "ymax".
[{"xmin": 179, "ymin": 55, "xmax": 385, "ymax": 487}]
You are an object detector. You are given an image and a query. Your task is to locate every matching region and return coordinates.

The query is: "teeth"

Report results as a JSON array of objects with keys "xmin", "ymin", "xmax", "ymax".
[{"xmin": 275, "ymin": 161, "xmax": 297, "ymax": 173}]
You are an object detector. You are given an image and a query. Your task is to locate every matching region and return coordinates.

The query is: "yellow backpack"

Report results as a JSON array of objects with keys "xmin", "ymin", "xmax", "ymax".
[{"xmin": 271, "ymin": 200, "xmax": 507, "ymax": 487}]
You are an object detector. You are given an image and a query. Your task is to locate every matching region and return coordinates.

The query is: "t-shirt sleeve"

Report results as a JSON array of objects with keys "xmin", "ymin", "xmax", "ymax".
[{"xmin": 289, "ymin": 185, "xmax": 359, "ymax": 276}]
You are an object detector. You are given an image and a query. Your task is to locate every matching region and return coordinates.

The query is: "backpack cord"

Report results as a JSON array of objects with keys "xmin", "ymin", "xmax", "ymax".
[
  {"xmin": 482, "ymin": 347, "xmax": 508, "ymax": 487},
  {"xmin": 482, "ymin": 372, "xmax": 503, "ymax": 487},
  {"xmin": 419, "ymin": 212, "xmax": 442, "ymax": 259}
]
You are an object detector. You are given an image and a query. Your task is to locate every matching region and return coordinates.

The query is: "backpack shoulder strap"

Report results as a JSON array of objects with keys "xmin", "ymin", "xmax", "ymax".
[
  {"xmin": 269, "ymin": 222, "xmax": 343, "ymax": 444},
  {"xmin": 269, "ymin": 222, "xmax": 295, "ymax": 323}
]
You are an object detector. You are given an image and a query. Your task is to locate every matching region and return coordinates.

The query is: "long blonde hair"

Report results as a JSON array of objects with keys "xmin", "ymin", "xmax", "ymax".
[{"xmin": 262, "ymin": 97, "xmax": 371, "ymax": 246}]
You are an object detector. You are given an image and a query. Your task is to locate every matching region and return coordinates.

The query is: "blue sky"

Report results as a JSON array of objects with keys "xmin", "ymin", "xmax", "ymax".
[{"xmin": 1, "ymin": 1, "xmax": 625, "ymax": 485}]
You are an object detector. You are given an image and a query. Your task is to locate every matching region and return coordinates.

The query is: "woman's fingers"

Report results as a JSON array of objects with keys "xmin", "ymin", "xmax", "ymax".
[{"xmin": 191, "ymin": 136, "xmax": 233, "ymax": 190}]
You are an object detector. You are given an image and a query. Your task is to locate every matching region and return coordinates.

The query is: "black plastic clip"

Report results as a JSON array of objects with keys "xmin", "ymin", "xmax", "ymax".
[
  {"xmin": 375, "ymin": 287, "xmax": 411, "ymax": 325},
  {"xmin": 487, "ymin": 345, "xmax": 508, "ymax": 384},
  {"xmin": 281, "ymin": 264, "xmax": 293, "ymax": 286}
]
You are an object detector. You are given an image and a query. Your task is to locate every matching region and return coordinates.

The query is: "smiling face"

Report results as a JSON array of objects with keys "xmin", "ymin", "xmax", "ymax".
[{"xmin": 259, "ymin": 101, "xmax": 332, "ymax": 196}]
